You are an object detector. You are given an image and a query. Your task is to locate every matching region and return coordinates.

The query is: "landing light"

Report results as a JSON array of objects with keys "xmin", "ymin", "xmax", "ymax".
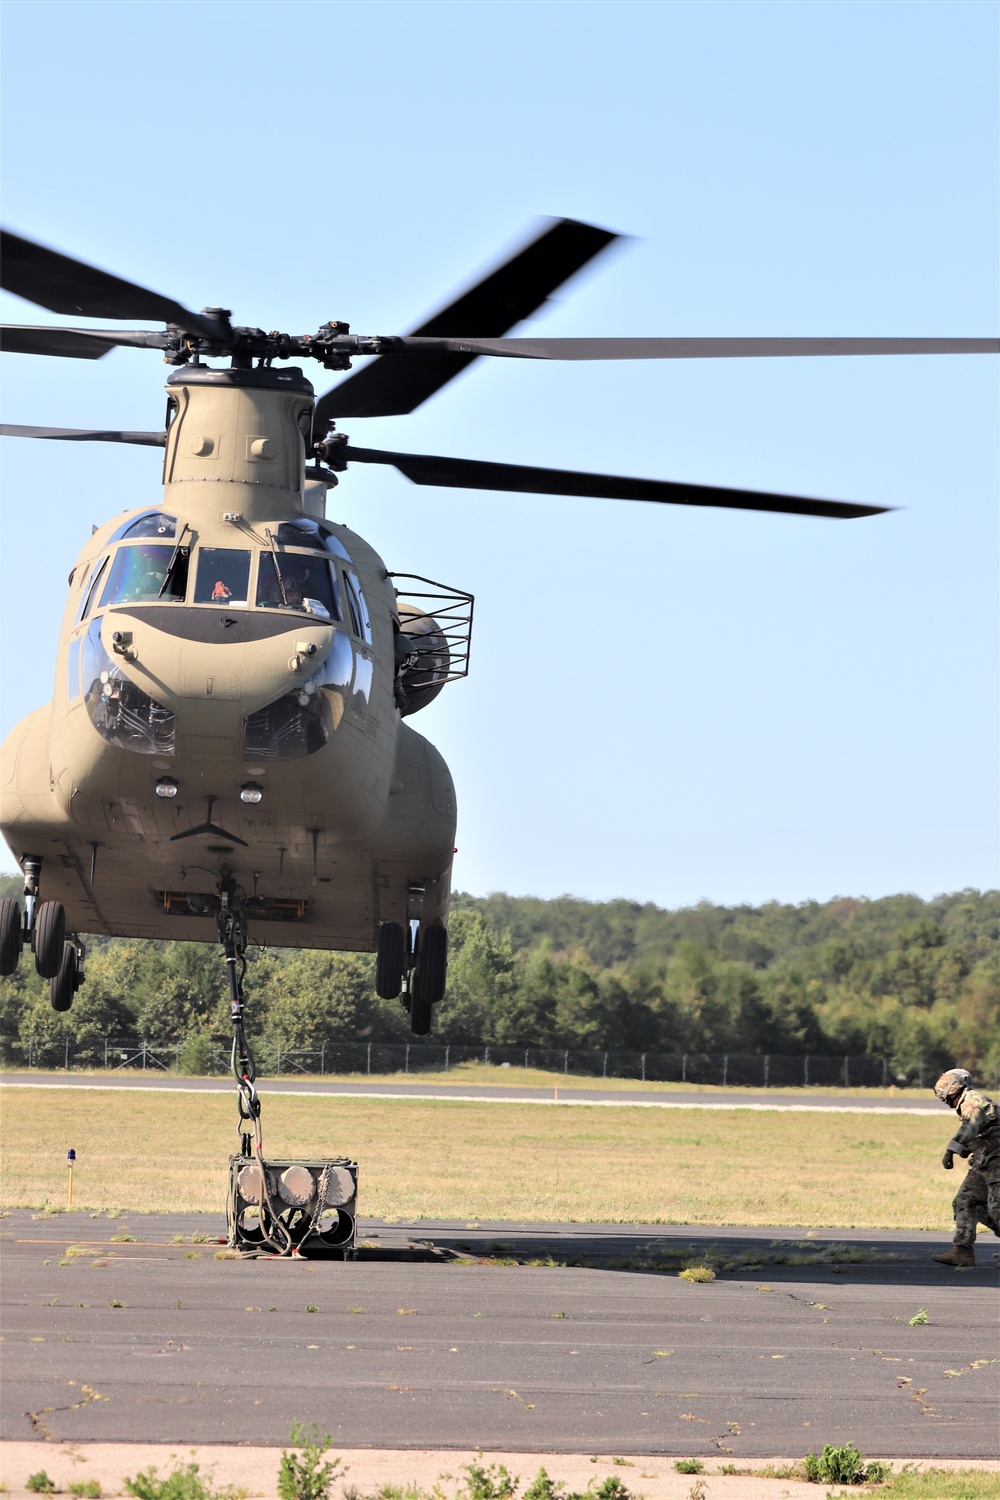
[
  {"xmin": 240, "ymin": 782, "xmax": 264, "ymax": 805},
  {"xmin": 154, "ymin": 778, "xmax": 178, "ymax": 799}
]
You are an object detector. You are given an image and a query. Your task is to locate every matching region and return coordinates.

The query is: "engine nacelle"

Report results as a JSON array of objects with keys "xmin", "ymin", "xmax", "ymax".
[{"xmin": 395, "ymin": 602, "xmax": 451, "ymax": 716}]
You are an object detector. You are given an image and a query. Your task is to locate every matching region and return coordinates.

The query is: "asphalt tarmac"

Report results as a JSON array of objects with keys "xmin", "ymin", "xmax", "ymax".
[
  {"xmin": 0, "ymin": 1074, "xmax": 941, "ymax": 1113},
  {"xmin": 3, "ymin": 1211, "xmax": 996, "ymax": 1457}
]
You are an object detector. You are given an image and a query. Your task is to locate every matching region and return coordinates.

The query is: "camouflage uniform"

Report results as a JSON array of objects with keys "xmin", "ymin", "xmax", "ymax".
[{"xmin": 947, "ymin": 1088, "xmax": 1000, "ymax": 1250}]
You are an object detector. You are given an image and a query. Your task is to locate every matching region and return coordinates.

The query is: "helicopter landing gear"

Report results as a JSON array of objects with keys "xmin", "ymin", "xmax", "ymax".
[
  {"xmin": 0, "ymin": 898, "xmax": 22, "ymax": 976},
  {"xmin": 50, "ymin": 938, "xmax": 85, "ymax": 1013},
  {"xmin": 399, "ymin": 886, "xmax": 449, "ymax": 1036},
  {"xmin": 375, "ymin": 921, "xmax": 406, "ymax": 999},
  {"xmin": 409, "ymin": 923, "xmax": 448, "ymax": 1035},
  {"xmin": 34, "ymin": 902, "xmax": 66, "ymax": 979},
  {"xmin": 18, "ymin": 856, "xmax": 66, "ymax": 979}
]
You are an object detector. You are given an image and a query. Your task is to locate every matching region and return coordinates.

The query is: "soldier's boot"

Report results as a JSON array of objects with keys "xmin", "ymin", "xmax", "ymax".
[{"xmin": 930, "ymin": 1245, "xmax": 976, "ymax": 1267}]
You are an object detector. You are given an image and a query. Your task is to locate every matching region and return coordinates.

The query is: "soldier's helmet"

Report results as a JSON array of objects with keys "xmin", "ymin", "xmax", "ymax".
[{"xmin": 934, "ymin": 1067, "xmax": 972, "ymax": 1104}]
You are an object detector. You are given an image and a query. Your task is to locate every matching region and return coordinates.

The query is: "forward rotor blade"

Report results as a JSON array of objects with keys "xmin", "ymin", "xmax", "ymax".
[
  {"xmin": 315, "ymin": 218, "xmax": 619, "ymax": 423},
  {"xmin": 0, "ymin": 230, "xmax": 223, "ymax": 339},
  {"xmin": 344, "ymin": 445, "xmax": 888, "ymax": 520},
  {"xmin": 0, "ymin": 423, "xmax": 166, "ymax": 446},
  {"xmin": 373, "ymin": 335, "xmax": 1000, "ymax": 361},
  {"xmin": 1, "ymin": 324, "xmax": 169, "ymax": 359}
]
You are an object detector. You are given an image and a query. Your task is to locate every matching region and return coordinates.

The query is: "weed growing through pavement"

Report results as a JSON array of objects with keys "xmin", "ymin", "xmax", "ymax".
[
  {"xmin": 125, "ymin": 1461, "xmax": 246, "ymax": 1500},
  {"xmin": 69, "ymin": 1481, "xmax": 102, "ymax": 1497},
  {"xmin": 907, "ymin": 1308, "xmax": 929, "ymax": 1326},
  {"xmin": 678, "ymin": 1266, "xmax": 715, "ymax": 1283},
  {"xmin": 277, "ymin": 1421, "xmax": 343, "ymax": 1500},
  {"xmin": 803, "ymin": 1443, "xmax": 889, "ymax": 1486},
  {"xmin": 26, "ymin": 1475, "xmax": 56, "ymax": 1494},
  {"xmin": 673, "ymin": 1460, "xmax": 703, "ymax": 1475}
]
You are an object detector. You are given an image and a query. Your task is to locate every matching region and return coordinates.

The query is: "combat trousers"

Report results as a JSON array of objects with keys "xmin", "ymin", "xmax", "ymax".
[{"xmin": 952, "ymin": 1159, "xmax": 1000, "ymax": 1249}]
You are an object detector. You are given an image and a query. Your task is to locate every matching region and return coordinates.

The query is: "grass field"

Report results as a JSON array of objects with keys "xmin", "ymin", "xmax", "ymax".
[
  {"xmin": 0, "ymin": 1084, "xmax": 956, "ymax": 1228},
  {"xmin": 1, "ymin": 1059, "xmax": 933, "ymax": 1098}
]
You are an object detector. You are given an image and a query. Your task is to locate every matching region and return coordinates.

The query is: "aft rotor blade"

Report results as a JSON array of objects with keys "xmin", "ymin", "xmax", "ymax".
[
  {"xmin": 344, "ymin": 445, "xmax": 889, "ymax": 520},
  {"xmin": 1, "ymin": 324, "xmax": 169, "ymax": 359},
  {"xmin": 374, "ymin": 335, "xmax": 1000, "ymax": 361},
  {"xmin": 0, "ymin": 230, "xmax": 223, "ymax": 339},
  {"xmin": 315, "ymin": 218, "xmax": 619, "ymax": 423},
  {"xmin": 0, "ymin": 423, "xmax": 166, "ymax": 446}
]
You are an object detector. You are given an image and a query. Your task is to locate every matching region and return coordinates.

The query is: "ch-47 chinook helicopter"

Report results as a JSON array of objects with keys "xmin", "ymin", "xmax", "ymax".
[{"xmin": 0, "ymin": 218, "xmax": 996, "ymax": 1050}]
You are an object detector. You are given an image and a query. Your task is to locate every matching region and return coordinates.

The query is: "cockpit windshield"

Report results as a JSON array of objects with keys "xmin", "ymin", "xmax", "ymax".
[
  {"xmin": 99, "ymin": 544, "xmax": 179, "ymax": 608},
  {"xmin": 194, "ymin": 548, "xmax": 251, "ymax": 606},
  {"xmin": 256, "ymin": 553, "xmax": 341, "ymax": 620}
]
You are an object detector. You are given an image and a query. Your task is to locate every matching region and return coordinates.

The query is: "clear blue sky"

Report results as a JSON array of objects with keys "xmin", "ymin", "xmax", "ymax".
[{"xmin": 1, "ymin": 1, "xmax": 997, "ymax": 908}]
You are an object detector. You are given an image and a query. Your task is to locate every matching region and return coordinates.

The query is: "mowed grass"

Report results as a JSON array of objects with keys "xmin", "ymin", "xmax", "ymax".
[
  {"xmin": 0, "ymin": 1085, "xmax": 953, "ymax": 1228},
  {"xmin": 3, "ymin": 1059, "xmax": 927, "ymax": 1098},
  {"xmin": 0, "ymin": 1092, "xmax": 953, "ymax": 1230}
]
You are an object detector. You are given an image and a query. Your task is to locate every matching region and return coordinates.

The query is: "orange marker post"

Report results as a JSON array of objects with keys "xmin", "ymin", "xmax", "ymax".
[{"xmin": 67, "ymin": 1148, "xmax": 76, "ymax": 1209}]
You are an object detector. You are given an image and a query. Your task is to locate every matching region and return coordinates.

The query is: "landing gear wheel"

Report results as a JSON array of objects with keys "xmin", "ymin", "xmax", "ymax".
[
  {"xmin": 50, "ymin": 941, "xmax": 76, "ymax": 1012},
  {"xmin": 409, "ymin": 978, "xmax": 432, "ymax": 1036},
  {"xmin": 375, "ymin": 921, "xmax": 405, "ymax": 998},
  {"xmin": 417, "ymin": 923, "xmax": 448, "ymax": 1005},
  {"xmin": 34, "ymin": 901, "xmax": 65, "ymax": 979},
  {"xmin": 0, "ymin": 898, "xmax": 22, "ymax": 976}
]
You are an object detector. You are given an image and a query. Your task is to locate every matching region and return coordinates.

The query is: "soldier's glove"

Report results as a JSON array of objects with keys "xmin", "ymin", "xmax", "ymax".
[
  {"xmin": 946, "ymin": 1137, "xmax": 971, "ymax": 1158},
  {"xmin": 942, "ymin": 1150, "xmax": 954, "ymax": 1170}
]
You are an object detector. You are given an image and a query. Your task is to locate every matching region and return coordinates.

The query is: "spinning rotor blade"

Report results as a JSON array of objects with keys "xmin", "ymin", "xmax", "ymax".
[
  {"xmin": 0, "ymin": 230, "xmax": 224, "ymax": 339},
  {"xmin": 1, "ymin": 324, "xmax": 169, "ymax": 359},
  {"xmin": 343, "ymin": 445, "xmax": 888, "ymax": 520},
  {"xmin": 377, "ymin": 335, "xmax": 1000, "ymax": 361},
  {"xmin": 0, "ymin": 423, "xmax": 166, "ymax": 446},
  {"xmin": 316, "ymin": 218, "xmax": 619, "ymax": 423}
]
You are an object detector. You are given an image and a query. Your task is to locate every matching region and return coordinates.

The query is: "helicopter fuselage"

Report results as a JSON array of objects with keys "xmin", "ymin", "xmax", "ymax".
[{"xmin": 0, "ymin": 365, "xmax": 457, "ymax": 951}]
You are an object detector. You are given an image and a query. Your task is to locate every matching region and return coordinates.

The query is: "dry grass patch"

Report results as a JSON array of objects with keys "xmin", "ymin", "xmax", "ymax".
[{"xmin": 0, "ymin": 1085, "xmax": 951, "ymax": 1228}]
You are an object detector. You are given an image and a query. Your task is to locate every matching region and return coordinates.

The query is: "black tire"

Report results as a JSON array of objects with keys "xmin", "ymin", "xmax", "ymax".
[
  {"xmin": 409, "ymin": 980, "xmax": 432, "ymax": 1036},
  {"xmin": 0, "ymin": 897, "xmax": 22, "ymax": 976},
  {"xmin": 375, "ymin": 921, "xmax": 405, "ymax": 999},
  {"xmin": 34, "ymin": 901, "xmax": 65, "ymax": 979},
  {"xmin": 417, "ymin": 923, "xmax": 448, "ymax": 1005},
  {"xmin": 50, "ymin": 941, "xmax": 76, "ymax": 1012}
]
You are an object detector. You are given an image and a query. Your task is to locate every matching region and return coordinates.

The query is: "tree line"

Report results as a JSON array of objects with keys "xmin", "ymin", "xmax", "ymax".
[{"xmin": 1, "ymin": 874, "xmax": 997, "ymax": 1076}]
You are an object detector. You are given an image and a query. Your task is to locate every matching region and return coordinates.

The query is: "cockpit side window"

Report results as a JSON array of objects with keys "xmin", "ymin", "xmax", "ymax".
[
  {"xmin": 77, "ymin": 555, "xmax": 107, "ymax": 618},
  {"xmin": 193, "ymin": 548, "xmax": 252, "ymax": 606},
  {"xmin": 343, "ymin": 570, "xmax": 372, "ymax": 644},
  {"xmin": 99, "ymin": 545, "xmax": 177, "ymax": 608},
  {"xmin": 256, "ymin": 553, "xmax": 341, "ymax": 620}
]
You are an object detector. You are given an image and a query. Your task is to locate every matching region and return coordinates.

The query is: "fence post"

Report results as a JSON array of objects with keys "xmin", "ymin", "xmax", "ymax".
[
  {"xmin": 484, "ymin": 1046, "xmax": 490, "ymax": 1068},
  {"xmin": 843, "ymin": 1056, "xmax": 849, "ymax": 1088},
  {"xmin": 276, "ymin": 1047, "xmax": 282, "ymax": 1077},
  {"xmin": 366, "ymin": 1041, "xmax": 371, "ymax": 1076},
  {"xmin": 918, "ymin": 1060, "xmax": 924, "ymax": 1089},
  {"xmin": 722, "ymin": 1054, "xmax": 728, "ymax": 1087},
  {"xmin": 564, "ymin": 1050, "xmax": 569, "ymax": 1075},
  {"xmin": 104, "ymin": 1038, "xmax": 109, "ymax": 1070},
  {"xmin": 525, "ymin": 1048, "xmax": 529, "ymax": 1070},
  {"xmin": 882, "ymin": 1057, "xmax": 888, "ymax": 1088},
  {"xmin": 405, "ymin": 1044, "xmax": 409, "ymax": 1074},
  {"xmin": 764, "ymin": 1055, "xmax": 769, "ymax": 1088},
  {"xmin": 321, "ymin": 1043, "xmax": 325, "ymax": 1077},
  {"xmin": 682, "ymin": 1053, "xmax": 687, "ymax": 1084},
  {"xmin": 142, "ymin": 1041, "xmax": 147, "ymax": 1072},
  {"xmin": 602, "ymin": 1051, "xmax": 608, "ymax": 1078},
  {"xmin": 65, "ymin": 1037, "xmax": 69, "ymax": 1071},
  {"xmin": 641, "ymin": 1052, "xmax": 646, "ymax": 1082},
  {"xmin": 445, "ymin": 1044, "xmax": 450, "ymax": 1072},
  {"xmin": 804, "ymin": 1055, "xmax": 809, "ymax": 1087}
]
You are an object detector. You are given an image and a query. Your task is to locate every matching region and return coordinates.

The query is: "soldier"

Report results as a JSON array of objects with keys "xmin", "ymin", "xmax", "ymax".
[{"xmin": 930, "ymin": 1067, "xmax": 1000, "ymax": 1268}]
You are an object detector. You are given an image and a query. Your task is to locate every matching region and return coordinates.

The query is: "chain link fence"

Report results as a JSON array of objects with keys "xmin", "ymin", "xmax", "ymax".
[{"xmin": 3, "ymin": 1034, "xmax": 994, "ymax": 1089}]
